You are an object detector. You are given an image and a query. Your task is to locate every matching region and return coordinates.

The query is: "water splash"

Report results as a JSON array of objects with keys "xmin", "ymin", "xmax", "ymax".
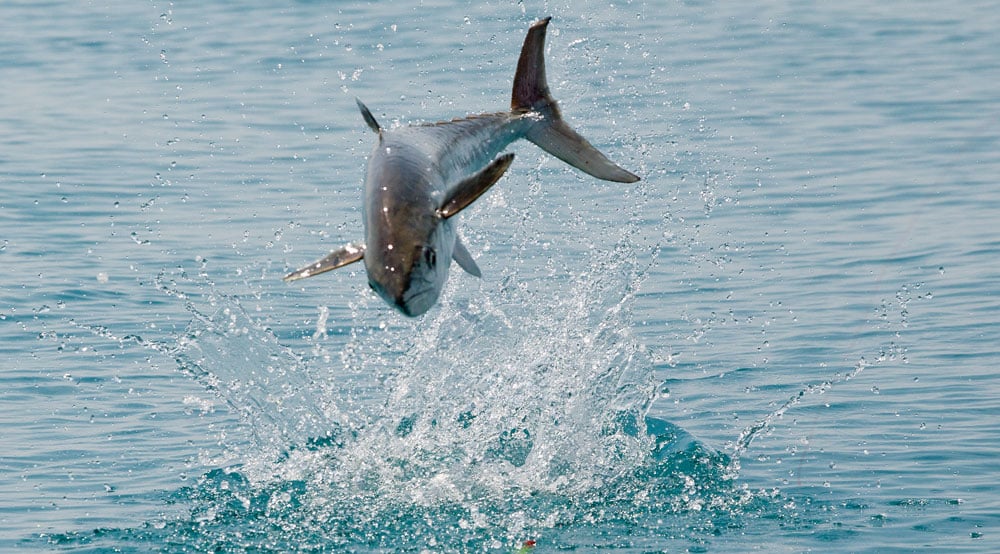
[
  {"xmin": 183, "ymin": 230, "xmax": 660, "ymax": 488},
  {"xmin": 106, "ymin": 223, "xmax": 753, "ymax": 549}
]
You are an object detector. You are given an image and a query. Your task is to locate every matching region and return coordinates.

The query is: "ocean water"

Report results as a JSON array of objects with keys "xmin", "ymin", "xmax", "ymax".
[{"xmin": 2, "ymin": 1, "xmax": 999, "ymax": 552}]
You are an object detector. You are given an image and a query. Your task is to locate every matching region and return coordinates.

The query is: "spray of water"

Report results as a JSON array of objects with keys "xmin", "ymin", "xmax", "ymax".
[{"xmin": 137, "ymin": 216, "xmax": 754, "ymax": 548}]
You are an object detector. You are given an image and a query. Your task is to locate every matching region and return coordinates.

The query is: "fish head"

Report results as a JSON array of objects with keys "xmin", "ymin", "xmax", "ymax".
[
  {"xmin": 366, "ymin": 237, "xmax": 445, "ymax": 317},
  {"xmin": 363, "ymin": 158, "xmax": 452, "ymax": 317}
]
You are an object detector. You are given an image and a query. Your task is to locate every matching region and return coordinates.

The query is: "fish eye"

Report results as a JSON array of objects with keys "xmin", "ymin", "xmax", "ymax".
[{"xmin": 423, "ymin": 246, "xmax": 437, "ymax": 268}]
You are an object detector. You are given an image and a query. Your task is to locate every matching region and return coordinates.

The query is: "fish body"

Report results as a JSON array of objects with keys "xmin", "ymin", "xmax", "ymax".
[{"xmin": 285, "ymin": 17, "xmax": 638, "ymax": 316}]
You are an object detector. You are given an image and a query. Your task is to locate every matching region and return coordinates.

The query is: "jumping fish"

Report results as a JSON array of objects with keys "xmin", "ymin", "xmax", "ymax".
[{"xmin": 285, "ymin": 17, "xmax": 639, "ymax": 316}]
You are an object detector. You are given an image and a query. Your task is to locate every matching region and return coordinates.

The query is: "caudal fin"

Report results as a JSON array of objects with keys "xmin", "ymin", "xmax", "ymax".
[{"xmin": 511, "ymin": 17, "xmax": 639, "ymax": 184}]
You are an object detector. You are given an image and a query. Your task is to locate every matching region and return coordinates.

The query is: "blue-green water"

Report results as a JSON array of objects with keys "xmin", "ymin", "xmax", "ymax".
[{"xmin": 3, "ymin": 1, "xmax": 999, "ymax": 552}]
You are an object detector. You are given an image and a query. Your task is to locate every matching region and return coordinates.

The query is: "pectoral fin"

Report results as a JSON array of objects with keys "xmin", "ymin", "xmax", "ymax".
[
  {"xmin": 437, "ymin": 153, "xmax": 515, "ymax": 219},
  {"xmin": 452, "ymin": 237, "xmax": 482, "ymax": 278},
  {"xmin": 283, "ymin": 242, "xmax": 365, "ymax": 282}
]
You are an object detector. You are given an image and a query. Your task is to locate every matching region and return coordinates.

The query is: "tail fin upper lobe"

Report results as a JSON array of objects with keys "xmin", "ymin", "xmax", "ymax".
[{"xmin": 511, "ymin": 17, "xmax": 639, "ymax": 184}]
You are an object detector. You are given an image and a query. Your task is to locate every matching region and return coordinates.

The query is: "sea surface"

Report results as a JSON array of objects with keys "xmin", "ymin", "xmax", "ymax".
[{"xmin": 2, "ymin": 1, "xmax": 999, "ymax": 552}]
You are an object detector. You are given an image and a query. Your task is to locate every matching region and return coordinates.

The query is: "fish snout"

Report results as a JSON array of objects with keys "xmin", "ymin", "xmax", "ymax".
[{"xmin": 367, "ymin": 273, "xmax": 436, "ymax": 317}]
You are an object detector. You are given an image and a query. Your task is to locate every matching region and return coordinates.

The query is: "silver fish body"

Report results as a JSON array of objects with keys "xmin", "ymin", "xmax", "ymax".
[{"xmin": 285, "ymin": 17, "xmax": 638, "ymax": 317}]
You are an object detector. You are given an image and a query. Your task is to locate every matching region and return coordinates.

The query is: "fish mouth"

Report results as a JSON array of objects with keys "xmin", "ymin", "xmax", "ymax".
[
  {"xmin": 396, "ymin": 287, "xmax": 437, "ymax": 317},
  {"xmin": 369, "ymin": 278, "xmax": 437, "ymax": 317}
]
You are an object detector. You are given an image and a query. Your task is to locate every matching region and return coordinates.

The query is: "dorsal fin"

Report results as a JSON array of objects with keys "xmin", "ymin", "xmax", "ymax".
[{"xmin": 356, "ymin": 98, "xmax": 381, "ymax": 133}]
